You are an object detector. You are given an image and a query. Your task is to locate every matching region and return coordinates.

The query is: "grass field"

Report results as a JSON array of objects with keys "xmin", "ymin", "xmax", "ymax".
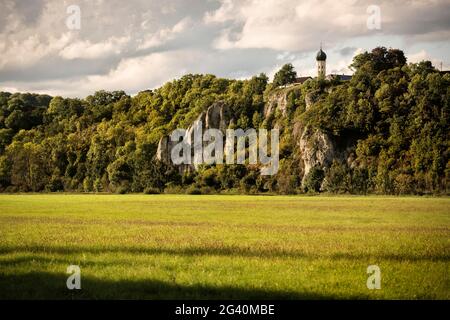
[{"xmin": 0, "ymin": 194, "xmax": 449, "ymax": 299}]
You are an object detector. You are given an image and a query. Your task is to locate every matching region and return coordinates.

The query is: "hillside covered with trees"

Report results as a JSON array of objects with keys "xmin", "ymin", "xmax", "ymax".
[{"xmin": 0, "ymin": 47, "xmax": 448, "ymax": 195}]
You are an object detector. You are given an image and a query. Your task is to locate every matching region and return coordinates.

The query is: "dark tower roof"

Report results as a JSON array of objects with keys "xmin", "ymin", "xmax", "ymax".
[{"xmin": 316, "ymin": 48, "xmax": 327, "ymax": 61}]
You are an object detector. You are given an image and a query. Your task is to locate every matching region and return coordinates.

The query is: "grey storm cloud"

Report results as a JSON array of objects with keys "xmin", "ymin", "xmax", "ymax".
[
  {"xmin": 337, "ymin": 47, "xmax": 358, "ymax": 56},
  {"xmin": 0, "ymin": 0, "xmax": 449, "ymax": 97},
  {"xmin": 0, "ymin": 0, "xmax": 46, "ymax": 29}
]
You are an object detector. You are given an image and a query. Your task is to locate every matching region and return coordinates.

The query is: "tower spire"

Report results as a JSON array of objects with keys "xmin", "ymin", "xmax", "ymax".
[{"xmin": 316, "ymin": 44, "xmax": 327, "ymax": 78}]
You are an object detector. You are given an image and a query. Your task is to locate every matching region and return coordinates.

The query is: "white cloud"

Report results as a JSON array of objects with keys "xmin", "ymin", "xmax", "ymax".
[
  {"xmin": 206, "ymin": 0, "xmax": 450, "ymax": 51},
  {"xmin": 203, "ymin": 0, "xmax": 235, "ymax": 24},
  {"xmin": 207, "ymin": 0, "xmax": 368, "ymax": 51},
  {"xmin": 59, "ymin": 36, "xmax": 130, "ymax": 60},
  {"xmin": 0, "ymin": 33, "xmax": 73, "ymax": 69},
  {"xmin": 3, "ymin": 50, "xmax": 199, "ymax": 97},
  {"xmin": 84, "ymin": 50, "xmax": 194, "ymax": 92},
  {"xmin": 0, "ymin": 0, "xmax": 449, "ymax": 97},
  {"xmin": 408, "ymin": 50, "xmax": 431, "ymax": 63},
  {"xmin": 137, "ymin": 17, "xmax": 193, "ymax": 50}
]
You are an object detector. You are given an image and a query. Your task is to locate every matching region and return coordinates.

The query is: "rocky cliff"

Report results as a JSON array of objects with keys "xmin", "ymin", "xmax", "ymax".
[
  {"xmin": 157, "ymin": 101, "xmax": 232, "ymax": 173},
  {"xmin": 157, "ymin": 86, "xmax": 355, "ymax": 186}
]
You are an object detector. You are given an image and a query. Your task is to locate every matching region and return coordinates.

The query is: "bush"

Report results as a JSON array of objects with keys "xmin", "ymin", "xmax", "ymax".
[
  {"xmin": 219, "ymin": 188, "xmax": 240, "ymax": 195},
  {"xmin": 198, "ymin": 167, "xmax": 218, "ymax": 188},
  {"xmin": 115, "ymin": 185, "xmax": 129, "ymax": 194},
  {"xmin": 394, "ymin": 173, "xmax": 415, "ymax": 195},
  {"xmin": 83, "ymin": 177, "xmax": 92, "ymax": 192},
  {"xmin": 114, "ymin": 181, "xmax": 130, "ymax": 194},
  {"xmin": 240, "ymin": 171, "xmax": 257, "ymax": 193},
  {"xmin": 200, "ymin": 186, "xmax": 214, "ymax": 194},
  {"xmin": 93, "ymin": 178, "xmax": 103, "ymax": 192},
  {"xmin": 322, "ymin": 161, "xmax": 350, "ymax": 194},
  {"xmin": 186, "ymin": 185, "xmax": 202, "ymax": 195},
  {"xmin": 45, "ymin": 176, "xmax": 64, "ymax": 192},
  {"xmin": 350, "ymin": 167, "xmax": 370, "ymax": 194},
  {"xmin": 164, "ymin": 184, "xmax": 184, "ymax": 194},
  {"xmin": 303, "ymin": 166, "xmax": 325, "ymax": 193},
  {"xmin": 143, "ymin": 187, "xmax": 160, "ymax": 194}
]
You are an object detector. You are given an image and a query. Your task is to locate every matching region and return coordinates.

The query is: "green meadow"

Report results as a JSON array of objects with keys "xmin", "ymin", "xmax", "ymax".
[{"xmin": 0, "ymin": 194, "xmax": 448, "ymax": 299}]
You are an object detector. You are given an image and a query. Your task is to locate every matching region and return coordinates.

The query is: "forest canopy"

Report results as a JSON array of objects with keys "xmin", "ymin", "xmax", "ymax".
[{"xmin": 0, "ymin": 47, "xmax": 448, "ymax": 195}]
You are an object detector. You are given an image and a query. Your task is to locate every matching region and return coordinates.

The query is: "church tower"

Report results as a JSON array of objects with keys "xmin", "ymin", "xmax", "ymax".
[{"xmin": 316, "ymin": 44, "xmax": 327, "ymax": 78}]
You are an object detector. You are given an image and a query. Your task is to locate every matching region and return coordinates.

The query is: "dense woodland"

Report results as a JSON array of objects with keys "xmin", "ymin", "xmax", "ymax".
[{"xmin": 0, "ymin": 47, "xmax": 448, "ymax": 194}]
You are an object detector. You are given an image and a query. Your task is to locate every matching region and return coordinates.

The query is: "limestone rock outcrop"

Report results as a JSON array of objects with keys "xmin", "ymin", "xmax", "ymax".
[
  {"xmin": 298, "ymin": 125, "xmax": 336, "ymax": 181},
  {"xmin": 264, "ymin": 90, "xmax": 289, "ymax": 118},
  {"xmin": 156, "ymin": 101, "xmax": 232, "ymax": 173},
  {"xmin": 157, "ymin": 88, "xmax": 357, "ymax": 184}
]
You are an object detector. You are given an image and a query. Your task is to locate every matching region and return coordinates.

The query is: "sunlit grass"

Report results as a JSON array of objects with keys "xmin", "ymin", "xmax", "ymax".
[{"xmin": 0, "ymin": 194, "xmax": 448, "ymax": 299}]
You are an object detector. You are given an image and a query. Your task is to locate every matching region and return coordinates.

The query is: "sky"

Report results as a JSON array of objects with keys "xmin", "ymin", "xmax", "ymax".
[{"xmin": 0, "ymin": 0, "xmax": 449, "ymax": 98}]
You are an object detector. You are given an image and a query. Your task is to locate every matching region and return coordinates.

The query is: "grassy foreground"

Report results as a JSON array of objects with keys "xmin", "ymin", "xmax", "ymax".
[{"xmin": 0, "ymin": 194, "xmax": 448, "ymax": 299}]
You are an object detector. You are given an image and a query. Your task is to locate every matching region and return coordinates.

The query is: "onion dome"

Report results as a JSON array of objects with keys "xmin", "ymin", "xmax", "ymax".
[{"xmin": 316, "ymin": 48, "xmax": 327, "ymax": 61}]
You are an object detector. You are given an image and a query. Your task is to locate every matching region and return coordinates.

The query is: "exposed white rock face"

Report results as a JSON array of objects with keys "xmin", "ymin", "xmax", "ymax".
[
  {"xmin": 204, "ymin": 101, "xmax": 231, "ymax": 131},
  {"xmin": 156, "ymin": 136, "xmax": 171, "ymax": 163},
  {"xmin": 156, "ymin": 101, "xmax": 231, "ymax": 173},
  {"xmin": 157, "ymin": 136, "xmax": 194, "ymax": 174},
  {"xmin": 305, "ymin": 92, "xmax": 315, "ymax": 110},
  {"xmin": 157, "ymin": 87, "xmax": 355, "ymax": 183},
  {"xmin": 264, "ymin": 90, "xmax": 288, "ymax": 118},
  {"xmin": 298, "ymin": 125, "xmax": 336, "ymax": 183}
]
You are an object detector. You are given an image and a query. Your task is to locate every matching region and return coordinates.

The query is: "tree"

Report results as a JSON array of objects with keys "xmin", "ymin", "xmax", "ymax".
[
  {"xmin": 303, "ymin": 167, "xmax": 325, "ymax": 193},
  {"xmin": 350, "ymin": 47, "xmax": 406, "ymax": 74},
  {"xmin": 273, "ymin": 63, "xmax": 297, "ymax": 87},
  {"xmin": 322, "ymin": 161, "xmax": 350, "ymax": 193},
  {"xmin": 409, "ymin": 60, "xmax": 436, "ymax": 77},
  {"xmin": 7, "ymin": 141, "xmax": 51, "ymax": 191},
  {"xmin": 5, "ymin": 110, "xmax": 27, "ymax": 130},
  {"xmin": 0, "ymin": 52, "xmax": 447, "ymax": 195}
]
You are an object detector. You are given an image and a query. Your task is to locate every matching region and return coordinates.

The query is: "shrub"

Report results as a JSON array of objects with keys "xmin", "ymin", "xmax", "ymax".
[
  {"xmin": 83, "ymin": 177, "xmax": 92, "ymax": 192},
  {"xmin": 200, "ymin": 186, "xmax": 214, "ymax": 194},
  {"xmin": 186, "ymin": 185, "xmax": 202, "ymax": 195},
  {"xmin": 322, "ymin": 161, "xmax": 350, "ymax": 194},
  {"xmin": 143, "ymin": 187, "xmax": 160, "ymax": 194},
  {"xmin": 394, "ymin": 173, "xmax": 415, "ymax": 195},
  {"xmin": 93, "ymin": 178, "xmax": 103, "ymax": 192},
  {"xmin": 164, "ymin": 184, "xmax": 184, "ymax": 194},
  {"xmin": 115, "ymin": 185, "xmax": 129, "ymax": 194},
  {"xmin": 303, "ymin": 166, "xmax": 325, "ymax": 193},
  {"xmin": 45, "ymin": 175, "xmax": 64, "ymax": 192}
]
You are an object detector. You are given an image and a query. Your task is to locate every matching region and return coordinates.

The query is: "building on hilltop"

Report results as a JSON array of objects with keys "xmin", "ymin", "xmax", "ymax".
[
  {"xmin": 316, "ymin": 45, "xmax": 352, "ymax": 81},
  {"xmin": 294, "ymin": 76, "xmax": 312, "ymax": 84},
  {"xmin": 316, "ymin": 45, "xmax": 327, "ymax": 78},
  {"xmin": 291, "ymin": 46, "xmax": 353, "ymax": 86}
]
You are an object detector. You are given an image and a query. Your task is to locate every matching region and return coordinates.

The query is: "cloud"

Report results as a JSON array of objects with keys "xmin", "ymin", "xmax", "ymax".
[
  {"xmin": 137, "ymin": 17, "xmax": 193, "ymax": 50},
  {"xmin": 206, "ymin": 0, "xmax": 450, "ymax": 51},
  {"xmin": 204, "ymin": 0, "xmax": 235, "ymax": 24},
  {"xmin": 0, "ymin": 0, "xmax": 449, "ymax": 97},
  {"xmin": 1, "ymin": 50, "xmax": 198, "ymax": 97},
  {"xmin": 59, "ymin": 36, "xmax": 130, "ymax": 60},
  {"xmin": 0, "ymin": 33, "xmax": 73, "ymax": 69},
  {"xmin": 83, "ymin": 50, "xmax": 195, "ymax": 93},
  {"xmin": 338, "ymin": 46, "xmax": 358, "ymax": 56},
  {"xmin": 0, "ymin": 0, "xmax": 47, "ymax": 30}
]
